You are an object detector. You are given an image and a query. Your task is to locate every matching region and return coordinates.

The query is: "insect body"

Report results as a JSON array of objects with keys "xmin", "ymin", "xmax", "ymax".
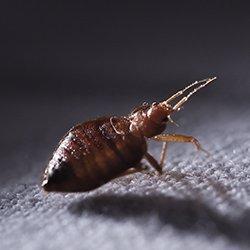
[{"xmin": 42, "ymin": 77, "xmax": 216, "ymax": 192}]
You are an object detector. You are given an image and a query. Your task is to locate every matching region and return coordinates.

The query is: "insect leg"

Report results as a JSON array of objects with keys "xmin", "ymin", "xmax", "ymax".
[
  {"xmin": 160, "ymin": 142, "xmax": 168, "ymax": 167},
  {"xmin": 144, "ymin": 152, "xmax": 162, "ymax": 174},
  {"xmin": 153, "ymin": 134, "xmax": 209, "ymax": 155}
]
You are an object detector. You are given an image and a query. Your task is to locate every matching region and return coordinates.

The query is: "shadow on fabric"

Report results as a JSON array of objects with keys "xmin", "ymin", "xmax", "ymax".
[{"xmin": 68, "ymin": 193, "xmax": 250, "ymax": 246}]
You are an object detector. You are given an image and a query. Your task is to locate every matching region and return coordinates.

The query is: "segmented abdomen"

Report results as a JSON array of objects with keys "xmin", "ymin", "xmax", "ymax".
[{"xmin": 51, "ymin": 117, "xmax": 146, "ymax": 191}]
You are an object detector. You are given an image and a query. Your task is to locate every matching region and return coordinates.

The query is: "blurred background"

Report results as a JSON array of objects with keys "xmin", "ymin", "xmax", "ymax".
[{"xmin": 0, "ymin": 1, "xmax": 249, "ymax": 188}]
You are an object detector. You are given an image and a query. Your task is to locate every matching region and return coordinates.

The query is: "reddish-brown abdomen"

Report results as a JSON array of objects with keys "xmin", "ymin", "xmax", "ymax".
[{"xmin": 42, "ymin": 117, "xmax": 147, "ymax": 192}]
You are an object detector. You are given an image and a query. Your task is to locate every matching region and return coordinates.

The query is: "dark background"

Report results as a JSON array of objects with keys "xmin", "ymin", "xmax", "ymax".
[
  {"xmin": 0, "ymin": 1, "xmax": 249, "ymax": 185},
  {"xmin": 1, "ymin": 1, "xmax": 250, "ymax": 98}
]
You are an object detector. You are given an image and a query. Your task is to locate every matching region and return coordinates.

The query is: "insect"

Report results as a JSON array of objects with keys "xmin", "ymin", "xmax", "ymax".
[{"xmin": 42, "ymin": 77, "xmax": 216, "ymax": 192}]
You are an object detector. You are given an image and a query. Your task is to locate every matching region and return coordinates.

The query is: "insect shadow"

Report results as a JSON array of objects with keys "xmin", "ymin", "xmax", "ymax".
[{"xmin": 68, "ymin": 193, "xmax": 250, "ymax": 245}]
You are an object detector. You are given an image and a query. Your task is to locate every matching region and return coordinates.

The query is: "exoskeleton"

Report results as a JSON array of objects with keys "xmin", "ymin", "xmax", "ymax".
[{"xmin": 42, "ymin": 77, "xmax": 216, "ymax": 192}]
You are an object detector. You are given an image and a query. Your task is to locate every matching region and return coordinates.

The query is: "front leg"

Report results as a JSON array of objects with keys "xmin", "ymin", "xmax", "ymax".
[
  {"xmin": 145, "ymin": 134, "xmax": 208, "ymax": 175},
  {"xmin": 153, "ymin": 134, "xmax": 209, "ymax": 155}
]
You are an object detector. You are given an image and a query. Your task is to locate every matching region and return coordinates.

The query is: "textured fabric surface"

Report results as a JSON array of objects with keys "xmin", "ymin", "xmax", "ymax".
[{"xmin": 1, "ymin": 99, "xmax": 250, "ymax": 250}]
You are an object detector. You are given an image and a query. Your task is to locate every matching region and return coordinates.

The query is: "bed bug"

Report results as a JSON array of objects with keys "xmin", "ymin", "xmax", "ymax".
[{"xmin": 42, "ymin": 77, "xmax": 216, "ymax": 192}]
